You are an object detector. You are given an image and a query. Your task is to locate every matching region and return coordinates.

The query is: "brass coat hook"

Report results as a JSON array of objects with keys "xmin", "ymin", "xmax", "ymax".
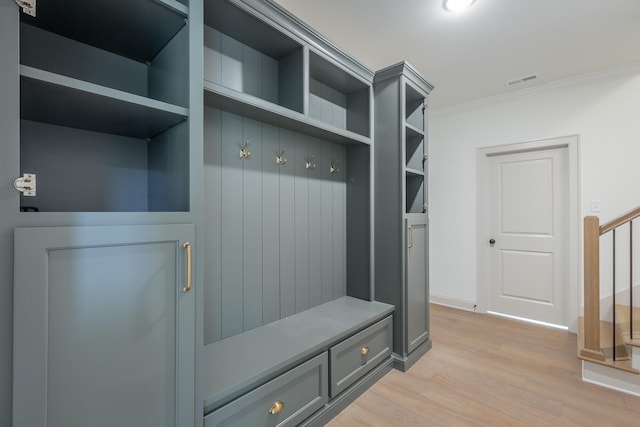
[
  {"xmin": 240, "ymin": 140, "xmax": 251, "ymax": 159},
  {"xmin": 276, "ymin": 148, "xmax": 287, "ymax": 165}
]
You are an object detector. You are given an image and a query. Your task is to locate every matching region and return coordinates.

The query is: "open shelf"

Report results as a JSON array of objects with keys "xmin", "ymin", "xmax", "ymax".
[
  {"xmin": 21, "ymin": 66, "xmax": 187, "ymax": 139},
  {"xmin": 204, "ymin": 80, "xmax": 370, "ymax": 145},
  {"xmin": 20, "ymin": 0, "xmax": 188, "ymax": 63},
  {"xmin": 405, "ymin": 82, "xmax": 424, "ymax": 131},
  {"xmin": 204, "ymin": 0, "xmax": 304, "ymax": 113},
  {"xmin": 406, "ymin": 174, "xmax": 426, "ymax": 214},
  {"xmin": 309, "ymin": 51, "xmax": 371, "ymax": 138}
]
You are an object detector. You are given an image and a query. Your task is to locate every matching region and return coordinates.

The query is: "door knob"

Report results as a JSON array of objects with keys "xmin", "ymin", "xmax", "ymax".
[{"xmin": 489, "ymin": 239, "xmax": 496, "ymax": 246}]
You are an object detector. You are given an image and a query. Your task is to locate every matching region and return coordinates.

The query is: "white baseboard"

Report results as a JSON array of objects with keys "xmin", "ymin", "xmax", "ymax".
[
  {"xmin": 583, "ymin": 361, "xmax": 640, "ymax": 397},
  {"xmin": 430, "ymin": 294, "xmax": 477, "ymax": 312}
]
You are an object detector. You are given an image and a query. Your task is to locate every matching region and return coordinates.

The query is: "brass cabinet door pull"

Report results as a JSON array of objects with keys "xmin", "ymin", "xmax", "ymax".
[
  {"xmin": 361, "ymin": 346, "xmax": 370, "ymax": 356},
  {"xmin": 182, "ymin": 242, "xmax": 192, "ymax": 293},
  {"xmin": 408, "ymin": 226, "xmax": 414, "ymax": 249},
  {"xmin": 269, "ymin": 401, "xmax": 284, "ymax": 415}
]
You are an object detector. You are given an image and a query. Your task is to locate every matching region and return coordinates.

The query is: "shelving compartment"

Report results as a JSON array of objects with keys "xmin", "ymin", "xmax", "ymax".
[
  {"xmin": 405, "ymin": 125, "xmax": 425, "ymax": 173},
  {"xmin": 405, "ymin": 82, "xmax": 424, "ymax": 132},
  {"xmin": 309, "ymin": 51, "xmax": 371, "ymax": 138},
  {"xmin": 406, "ymin": 174, "xmax": 425, "ymax": 214},
  {"xmin": 20, "ymin": 0, "xmax": 189, "ymax": 107},
  {"xmin": 18, "ymin": 0, "xmax": 190, "ymax": 213},
  {"xmin": 204, "ymin": 0, "xmax": 304, "ymax": 113}
]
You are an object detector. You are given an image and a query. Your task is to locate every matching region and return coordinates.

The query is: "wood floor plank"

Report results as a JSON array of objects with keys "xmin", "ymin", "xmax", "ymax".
[{"xmin": 326, "ymin": 304, "xmax": 640, "ymax": 426}]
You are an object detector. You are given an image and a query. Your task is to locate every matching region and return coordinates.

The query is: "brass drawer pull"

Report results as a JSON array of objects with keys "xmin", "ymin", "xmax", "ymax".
[
  {"xmin": 269, "ymin": 401, "xmax": 284, "ymax": 415},
  {"xmin": 361, "ymin": 346, "xmax": 370, "ymax": 356},
  {"xmin": 182, "ymin": 242, "xmax": 192, "ymax": 293}
]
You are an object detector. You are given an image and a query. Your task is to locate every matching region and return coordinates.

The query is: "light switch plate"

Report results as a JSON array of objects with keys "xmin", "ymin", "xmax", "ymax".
[{"xmin": 590, "ymin": 200, "xmax": 601, "ymax": 213}]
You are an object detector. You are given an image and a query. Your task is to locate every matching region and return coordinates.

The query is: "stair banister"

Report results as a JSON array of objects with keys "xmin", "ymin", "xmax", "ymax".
[
  {"xmin": 582, "ymin": 216, "xmax": 606, "ymax": 360},
  {"xmin": 582, "ymin": 206, "xmax": 640, "ymax": 362}
]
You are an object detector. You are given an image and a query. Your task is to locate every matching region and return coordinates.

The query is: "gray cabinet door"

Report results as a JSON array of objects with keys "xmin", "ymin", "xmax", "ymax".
[
  {"xmin": 12, "ymin": 224, "xmax": 195, "ymax": 427},
  {"xmin": 405, "ymin": 217, "xmax": 429, "ymax": 354}
]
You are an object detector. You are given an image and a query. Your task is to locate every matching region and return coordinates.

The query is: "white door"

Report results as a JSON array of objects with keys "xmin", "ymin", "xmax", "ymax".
[{"xmin": 487, "ymin": 146, "xmax": 568, "ymax": 326}]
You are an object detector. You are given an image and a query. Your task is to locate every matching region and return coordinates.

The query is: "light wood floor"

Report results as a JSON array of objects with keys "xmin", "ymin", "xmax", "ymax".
[{"xmin": 327, "ymin": 304, "xmax": 640, "ymax": 426}]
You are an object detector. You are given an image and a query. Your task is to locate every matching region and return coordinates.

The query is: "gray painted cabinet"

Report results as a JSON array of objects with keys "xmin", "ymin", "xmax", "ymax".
[
  {"xmin": 3, "ymin": 0, "xmax": 203, "ymax": 426},
  {"xmin": 374, "ymin": 62, "xmax": 433, "ymax": 369},
  {"xmin": 13, "ymin": 224, "xmax": 196, "ymax": 427}
]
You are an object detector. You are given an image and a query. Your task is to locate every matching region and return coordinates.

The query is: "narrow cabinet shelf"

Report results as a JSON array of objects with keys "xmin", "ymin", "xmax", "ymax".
[
  {"xmin": 17, "ymin": 0, "xmax": 192, "ymax": 214},
  {"xmin": 20, "ymin": 0, "xmax": 188, "ymax": 63},
  {"xmin": 21, "ymin": 66, "xmax": 188, "ymax": 139}
]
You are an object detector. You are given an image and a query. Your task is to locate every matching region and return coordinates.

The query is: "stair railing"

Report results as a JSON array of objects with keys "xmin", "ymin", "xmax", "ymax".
[{"xmin": 582, "ymin": 206, "xmax": 640, "ymax": 361}]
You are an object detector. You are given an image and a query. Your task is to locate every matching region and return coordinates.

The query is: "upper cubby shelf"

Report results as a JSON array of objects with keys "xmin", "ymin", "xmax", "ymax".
[
  {"xmin": 405, "ymin": 82, "xmax": 425, "ymax": 132},
  {"xmin": 204, "ymin": 0, "xmax": 373, "ymax": 145},
  {"xmin": 20, "ymin": 0, "xmax": 188, "ymax": 63},
  {"xmin": 21, "ymin": 66, "xmax": 188, "ymax": 139},
  {"xmin": 308, "ymin": 51, "xmax": 371, "ymax": 138}
]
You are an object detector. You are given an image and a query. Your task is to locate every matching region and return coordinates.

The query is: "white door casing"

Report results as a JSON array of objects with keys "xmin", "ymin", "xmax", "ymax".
[{"xmin": 477, "ymin": 136, "xmax": 580, "ymax": 332}]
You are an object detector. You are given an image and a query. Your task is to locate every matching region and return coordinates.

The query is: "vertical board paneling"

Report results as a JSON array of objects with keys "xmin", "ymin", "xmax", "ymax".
[
  {"xmin": 279, "ymin": 129, "xmax": 296, "ymax": 317},
  {"xmin": 204, "ymin": 107, "xmax": 222, "ymax": 343},
  {"xmin": 220, "ymin": 112, "xmax": 244, "ymax": 338},
  {"xmin": 203, "ymin": 26, "xmax": 221, "ymax": 84},
  {"xmin": 294, "ymin": 133, "xmax": 310, "ymax": 313},
  {"xmin": 262, "ymin": 55, "xmax": 278, "ymax": 105},
  {"xmin": 243, "ymin": 45, "xmax": 262, "ymax": 99},
  {"xmin": 262, "ymin": 124, "xmax": 281, "ymax": 324},
  {"xmin": 320, "ymin": 141, "xmax": 334, "ymax": 303},
  {"xmin": 333, "ymin": 144, "xmax": 347, "ymax": 298},
  {"xmin": 242, "ymin": 119, "xmax": 263, "ymax": 331},
  {"xmin": 220, "ymin": 33, "xmax": 243, "ymax": 92},
  {"xmin": 308, "ymin": 137, "xmax": 323, "ymax": 308}
]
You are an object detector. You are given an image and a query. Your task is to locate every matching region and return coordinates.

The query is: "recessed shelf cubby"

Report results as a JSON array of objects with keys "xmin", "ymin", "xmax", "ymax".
[
  {"xmin": 204, "ymin": 0, "xmax": 304, "ymax": 113},
  {"xmin": 309, "ymin": 51, "xmax": 371, "ymax": 138},
  {"xmin": 17, "ymin": 0, "xmax": 191, "ymax": 213}
]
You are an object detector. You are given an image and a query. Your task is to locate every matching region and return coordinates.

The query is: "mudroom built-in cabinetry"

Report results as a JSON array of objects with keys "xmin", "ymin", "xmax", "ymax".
[
  {"xmin": 374, "ymin": 61, "xmax": 433, "ymax": 370},
  {"xmin": 2, "ymin": 0, "xmax": 433, "ymax": 426},
  {"xmin": 5, "ymin": 0, "xmax": 203, "ymax": 426},
  {"xmin": 200, "ymin": 0, "xmax": 395, "ymax": 425}
]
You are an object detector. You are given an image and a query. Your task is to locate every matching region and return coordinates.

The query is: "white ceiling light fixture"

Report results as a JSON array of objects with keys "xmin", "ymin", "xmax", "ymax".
[{"xmin": 443, "ymin": 0, "xmax": 476, "ymax": 13}]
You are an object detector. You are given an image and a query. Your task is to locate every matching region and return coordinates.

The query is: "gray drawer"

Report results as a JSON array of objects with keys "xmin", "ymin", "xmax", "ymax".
[
  {"xmin": 204, "ymin": 352, "xmax": 328, "ymax": 427},
  {"xmin": 329, "ymin": 316, "xmax": 392, "ymax": 397}
]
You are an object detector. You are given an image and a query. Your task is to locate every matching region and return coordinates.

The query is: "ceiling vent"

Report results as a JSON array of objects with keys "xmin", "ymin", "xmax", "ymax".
[{"xmin": 506, "ymin": 73, "xmax": 539, "ymax": 86}]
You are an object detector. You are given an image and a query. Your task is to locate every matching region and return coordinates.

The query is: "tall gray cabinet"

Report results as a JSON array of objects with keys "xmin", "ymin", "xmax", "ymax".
[
  {"xmin": 3, "ymin": 0, "xmax": 204, "ymax": 426},
  {"xmin": 374, "ymin": 62, "xmax": 433, "ymax": 370}
]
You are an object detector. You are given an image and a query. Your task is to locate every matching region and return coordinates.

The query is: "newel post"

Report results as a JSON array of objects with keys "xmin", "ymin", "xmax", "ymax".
[{"xmin": 581, "ymin": 216, "xmax": 606, "ymax": 361}]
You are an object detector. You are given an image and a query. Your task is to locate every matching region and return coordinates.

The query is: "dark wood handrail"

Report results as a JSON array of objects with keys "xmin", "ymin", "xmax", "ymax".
[{"xmin": 600, "ymin": 206, "xmax": 640, "ymax": 235}]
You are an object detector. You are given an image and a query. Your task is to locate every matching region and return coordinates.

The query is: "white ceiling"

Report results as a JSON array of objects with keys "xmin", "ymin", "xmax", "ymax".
[{"xmin": 273, "ymin": 0, "xmax": 640, "ymax": 109}]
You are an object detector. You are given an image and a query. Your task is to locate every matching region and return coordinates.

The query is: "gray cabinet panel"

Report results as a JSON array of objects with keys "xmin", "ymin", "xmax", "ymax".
[
  {"xmin": 262, "ymin": 123, "xmax": 281, "ymax": 325},
  {"xmin": 221, "ymin": 111, "xmax": 244, "ymax": 338},
  {"xmin": 204, "ymin": 353, "xmax": 328, "ymax": 427},
  {"xmin": 279, "ymin": 128, "xmax": 297, "ymax": 318},
  {"xmin": 204, "ymin": 106, "xmax": 223, "ymax": 343},
  {"xmin": 320, "ymin": 141, "xmax": 334, "ymax": 303},
  {"xmin": 243, "ymin": 118, "xmax": 264, "ymax": 331},
  {"xmin": 406, "ymin": 218, "xmax": 429, "ymax": 353},
  {"xmin": 332, "ymin": 144, "xmax": 347, "ymax": 298},
  {"xmin": 12, "ymin": 224, "xmax": 195, "ymax": 427},
  {"xmin": 295, "ymin": 132, "xmax": 311, "ymax": 312},
  {"xmin": 308, "ymin": 137, "xmax": 324, "ymax": 308},
  {"xmin": 329, "ymin": 316, "xmax": 392, "ymax": 397}
]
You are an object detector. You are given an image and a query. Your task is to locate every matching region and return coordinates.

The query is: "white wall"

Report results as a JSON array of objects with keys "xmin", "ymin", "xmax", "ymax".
[{"xmin": 429, "ymin": 63, "xmax": 640, "ymax": 316}]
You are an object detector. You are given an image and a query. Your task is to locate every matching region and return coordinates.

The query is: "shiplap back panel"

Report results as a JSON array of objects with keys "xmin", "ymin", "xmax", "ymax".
[{"xmin": 204, "ymin": 107, "xmax": 347, "ymax": 343}]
